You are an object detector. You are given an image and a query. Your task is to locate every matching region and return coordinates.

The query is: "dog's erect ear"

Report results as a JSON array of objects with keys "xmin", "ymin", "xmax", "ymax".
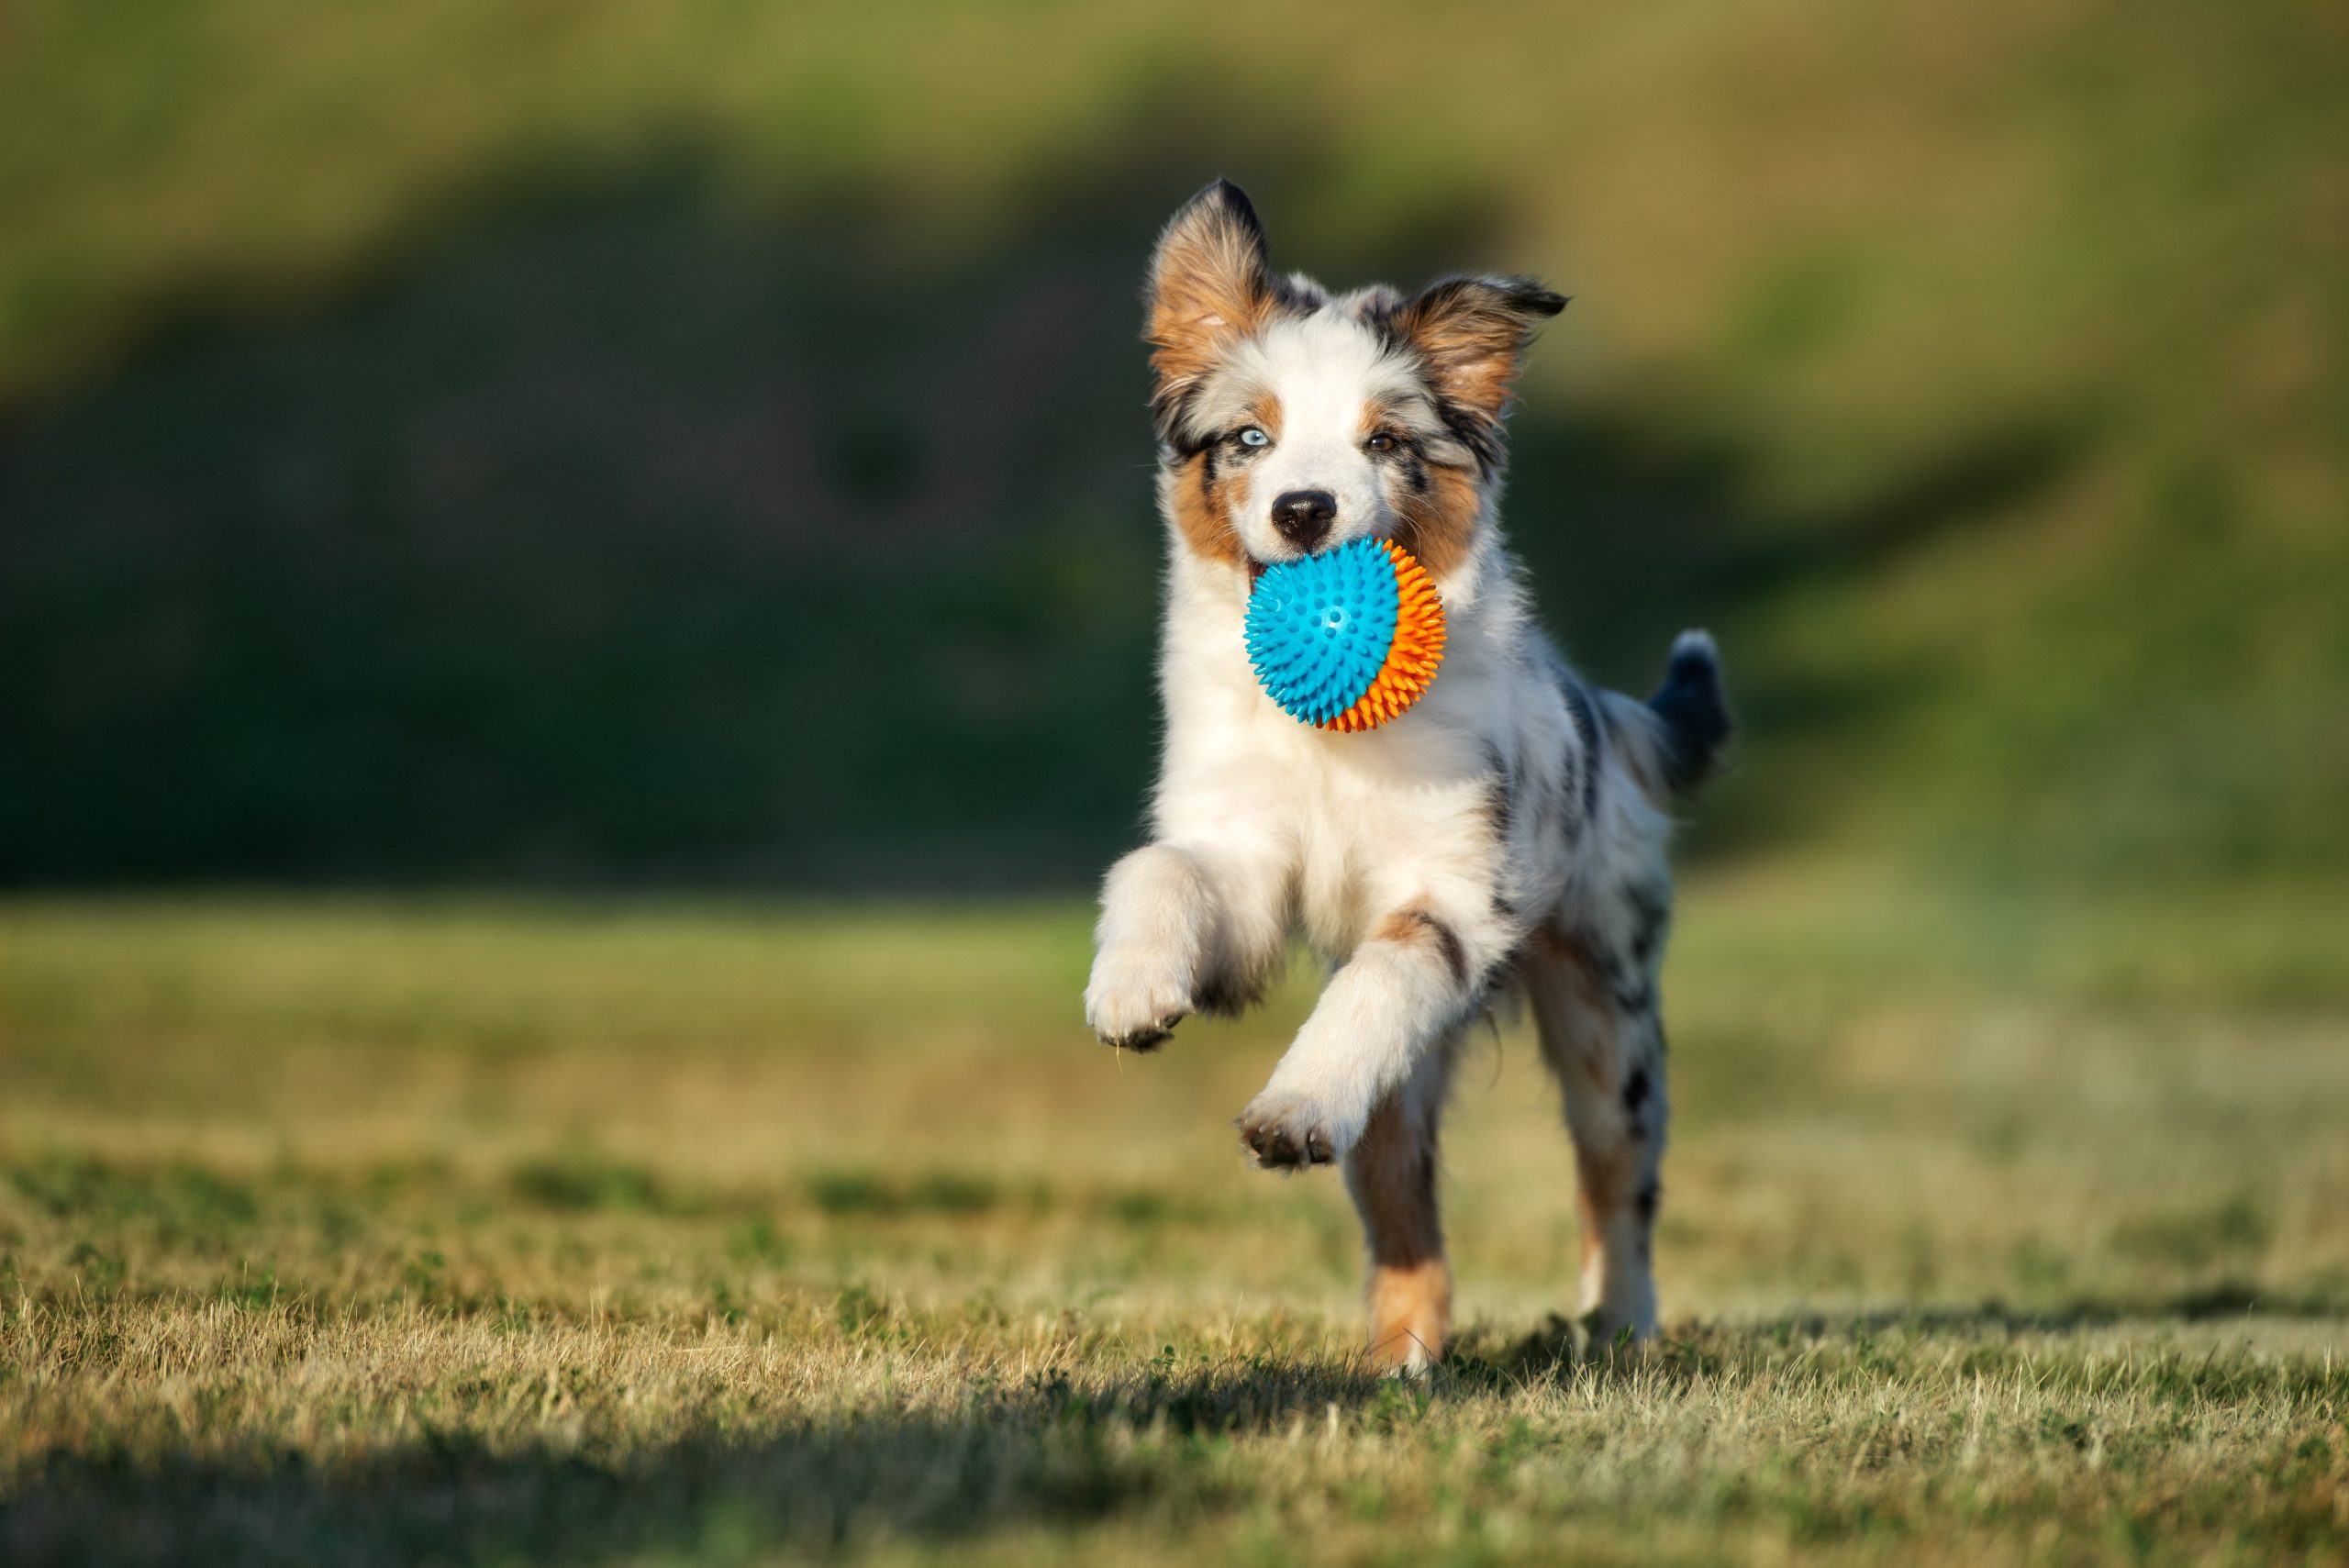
[
  {"xmin": 1145, "ymin": 180, "xmax": 1277, "ymax": 410},
  {"xmin": 1392, "ymin": 276, "xmax": 1566, "ymax": 428}
]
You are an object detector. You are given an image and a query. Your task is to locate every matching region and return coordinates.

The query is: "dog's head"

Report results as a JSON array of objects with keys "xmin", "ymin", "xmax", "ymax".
[{"xmin": 1144, "ymin": 179, "xmax": 1563, "ymax": 584}]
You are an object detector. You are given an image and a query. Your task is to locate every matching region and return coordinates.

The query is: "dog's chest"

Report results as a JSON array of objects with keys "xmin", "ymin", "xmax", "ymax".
[
  {"xmin": 1200, "ymin": 664, "xmax": 1500, "ymax": 950},
  {"xmin": 1158, "ymin": 576, "xmax": 1527, "ymax": 951}
]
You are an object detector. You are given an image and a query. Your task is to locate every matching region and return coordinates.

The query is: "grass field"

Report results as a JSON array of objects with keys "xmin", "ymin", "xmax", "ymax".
[
  {"xmin": 4, "ymin": 876, "xmax": 2345, "ymax": 1565},
  {"xmin": 6, "ymin": 3, "xmax": 2346, "ymax": 1562}
]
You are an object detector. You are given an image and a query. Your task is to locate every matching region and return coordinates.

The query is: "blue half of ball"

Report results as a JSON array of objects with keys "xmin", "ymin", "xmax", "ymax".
[{"xmin": 1243, "ymin": 536, "xmax": 1401, "ymax": 726}]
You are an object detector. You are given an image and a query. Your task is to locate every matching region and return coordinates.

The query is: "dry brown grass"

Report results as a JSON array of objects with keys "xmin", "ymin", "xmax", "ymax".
[{"xmin": 3, "ymin": 869, "xmax": 2346, "ymax": 1563}]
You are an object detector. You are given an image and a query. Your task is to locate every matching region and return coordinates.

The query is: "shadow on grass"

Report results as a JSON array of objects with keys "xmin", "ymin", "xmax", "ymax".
[
  {"xmin": 10, "ymin": 1286, "xmax": 2344, "ymax": 1565},
  {"xmin": 1465, "ymin": 1281, "xmax": 2349, "ymax": 1389},
  {"xmin": 0, "ymin": 1357, "xmax": 1391, "ymax": 1568},
  {"xmin": 1753, "ymin": 1282, "xmax": 2349, "ymax": 1339}
]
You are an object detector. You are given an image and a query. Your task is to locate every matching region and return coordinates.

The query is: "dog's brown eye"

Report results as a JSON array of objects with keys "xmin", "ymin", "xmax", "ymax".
[{"xmin": 1366, "ymin": 431, "xmax": 1398, "ymax": 453}]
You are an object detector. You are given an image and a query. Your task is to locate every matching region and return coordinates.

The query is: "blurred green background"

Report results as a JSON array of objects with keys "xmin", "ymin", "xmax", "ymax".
[
  {"xmin": 3, "ymin": 0, "xmax": 2343, "ymax": 894},
  {"xmin": 6, "ymin": 10, "xmax": 2348, "ymax": 1559}
]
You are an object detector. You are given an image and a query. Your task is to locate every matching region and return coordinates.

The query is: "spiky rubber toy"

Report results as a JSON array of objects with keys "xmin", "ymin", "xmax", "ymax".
[{"xmin": 1243, "ymin": 537, "xmax": 1447, "ymax": 731}]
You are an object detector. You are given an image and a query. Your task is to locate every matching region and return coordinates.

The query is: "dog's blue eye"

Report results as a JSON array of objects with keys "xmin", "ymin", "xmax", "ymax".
[{"xmin": 1237, "ymin": 427, "xmax": 1270, "ymax": 449}]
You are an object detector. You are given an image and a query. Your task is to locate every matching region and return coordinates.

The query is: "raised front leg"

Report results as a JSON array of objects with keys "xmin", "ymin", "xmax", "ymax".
[
  {"xmin": 1085, "ymin": 843, "xmax": 1286, "ymax": 1051},
  {"xmin": 1238, "ymin": 904, "xmax": 1486, "ymax": 1169},
  {"xmin": 1085, "ymin": 844, "xmax": 1217, "ymax": 1050}
]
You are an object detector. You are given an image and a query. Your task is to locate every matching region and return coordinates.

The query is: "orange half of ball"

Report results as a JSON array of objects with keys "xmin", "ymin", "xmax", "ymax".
[{"xmin": 1321, "ymin": 539, "xmax": 1447, "ymax": 732}]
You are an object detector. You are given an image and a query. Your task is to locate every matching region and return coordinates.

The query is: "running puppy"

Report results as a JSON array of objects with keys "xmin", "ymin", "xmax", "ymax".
[{"xmin": 1085, "ymin": 181, "xmax": 1731, "ymax": 1371}]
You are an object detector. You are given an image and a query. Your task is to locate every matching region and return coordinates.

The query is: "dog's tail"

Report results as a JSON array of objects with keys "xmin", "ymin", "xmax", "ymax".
[{"xmin": 1639, "ymin": 629, "xmax": 1731, "ymax": 798}]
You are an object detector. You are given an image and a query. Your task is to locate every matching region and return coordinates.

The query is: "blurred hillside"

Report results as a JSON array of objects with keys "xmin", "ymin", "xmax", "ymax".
[{"xmin": 3, "ymin": 0, "xmax": 2343, "ymax": 889}]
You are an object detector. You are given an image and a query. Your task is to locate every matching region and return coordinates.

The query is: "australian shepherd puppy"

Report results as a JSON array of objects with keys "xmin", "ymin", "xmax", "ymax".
[{"xmin": 1085, "ymin": 180, "xmax": 1731, "ymax": 1372}]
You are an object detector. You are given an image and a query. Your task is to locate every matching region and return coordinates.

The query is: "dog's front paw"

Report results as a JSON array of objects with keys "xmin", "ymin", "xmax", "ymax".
[
  {"xmin": 1085, "ymin": 945, "xmax": 1193, "ymax": 1051},
  {"xmin": 1235, "ymin": 1091, "xmax": 1346, "ymax": 1170}
]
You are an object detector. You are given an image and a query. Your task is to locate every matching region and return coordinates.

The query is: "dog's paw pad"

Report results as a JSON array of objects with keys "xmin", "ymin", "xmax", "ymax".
[
  {"xmin": 1099, "ymin": 1016, "xmax": 1181, "ymax": 1053},
  {"xmin": 1236, "ymin": 1093, "xmax": 1340, "ymax": 1170}
]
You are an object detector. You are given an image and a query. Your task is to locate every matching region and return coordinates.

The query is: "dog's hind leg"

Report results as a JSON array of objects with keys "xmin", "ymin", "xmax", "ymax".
[
  {"xmin": 1521, "ymin": 925, "xmax": 1667, "ymax": 1344},
  {"xmin": 1342, "ymin": 1036, "xmax": 1460, "ymax": 1373}
]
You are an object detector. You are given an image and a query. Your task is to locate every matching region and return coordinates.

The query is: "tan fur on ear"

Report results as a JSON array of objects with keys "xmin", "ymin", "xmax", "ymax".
[
  {"xmin": 1392, "ymin": 276, "xmax": 1566, "ymax": 425},
  {"xmin": 1146, "ymin": 181, "xmax": 1277, "ymax": 408}
]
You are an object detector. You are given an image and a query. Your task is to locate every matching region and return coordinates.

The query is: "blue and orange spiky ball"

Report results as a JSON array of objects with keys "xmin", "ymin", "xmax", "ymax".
[{"xmin": 1244, "ymin": 537, "xmax": 1447, "ymax": 731}]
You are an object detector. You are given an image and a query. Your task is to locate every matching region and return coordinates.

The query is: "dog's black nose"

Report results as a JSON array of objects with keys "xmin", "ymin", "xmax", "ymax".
[{"xmin": 1270, "ymin": 490, "xmax": 1337, "ymax": 551}]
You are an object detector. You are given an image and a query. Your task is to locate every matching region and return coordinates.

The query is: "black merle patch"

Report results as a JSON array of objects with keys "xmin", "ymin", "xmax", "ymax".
[
  {"xmin": 1477, "ymin": 747, "xmax": 1524, "ymax": 927},
  {"xmin": 1645, "ymin": 637, "xmax": 1731, "ymax": 795},
  {"xmin": 1157, "ymin": 394, "xmax": 1202, "ymax": 455},
  {"xmin": 1564, "ymin": 680, "xmax": 1603, "ymax": 823},
  {"xmin": 1481, "ymin": 745, "xmax": 1516, "ymax": 841},
  {"xmin": 1430, "ymin": 919, "xmax": 1470, "ymax": 988},
  {"xmin": 1595, "ymin": 937, "xmax": 1655, "ymax": 1016},
  {"xmin": 1626, "ymin": 880, "xmax": 1671, "ymax": 970},
  {"xmin": 1387, "ymin": 908, "xmax": 1470, "ymax": 988},
  {"xmin": 1432, "ymin": 395, "xmax": 1506, "ymax": 475}
]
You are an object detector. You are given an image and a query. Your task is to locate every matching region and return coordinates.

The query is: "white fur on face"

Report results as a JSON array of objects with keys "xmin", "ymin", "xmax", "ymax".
[
  {"xmin": 1184, "ymin": 307, "xmax": 1460, "ymax": 565},
  {"xmin": 1236, "ymin": 315, "xmax": 1409, "ymax": 559}
]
